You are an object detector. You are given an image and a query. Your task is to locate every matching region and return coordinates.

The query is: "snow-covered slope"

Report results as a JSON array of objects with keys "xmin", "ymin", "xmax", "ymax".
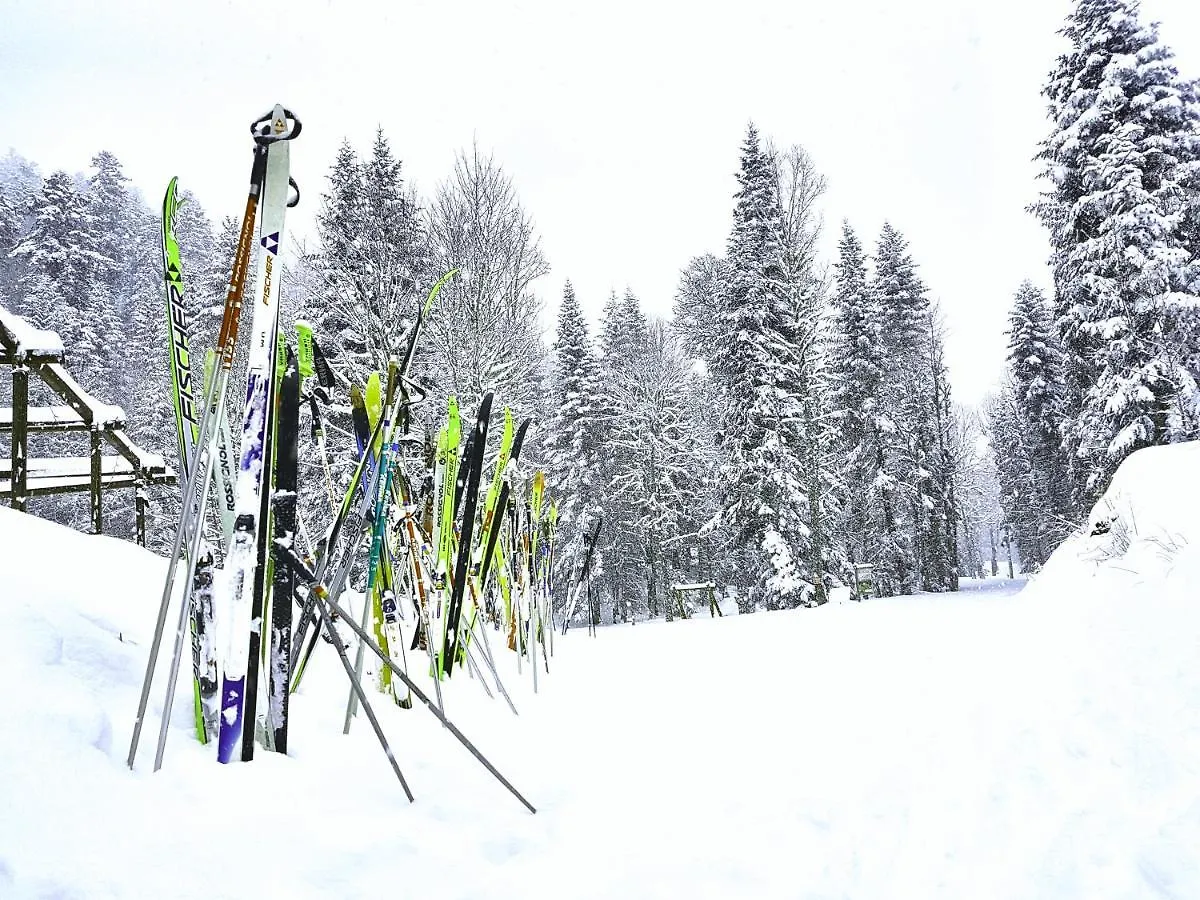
[{"xmin": 2, "ymin": 443, "xmax": 1199, "ymax": 899}]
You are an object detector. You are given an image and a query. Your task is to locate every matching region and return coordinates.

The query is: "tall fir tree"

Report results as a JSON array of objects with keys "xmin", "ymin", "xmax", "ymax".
[
  {"xmin": 85, "ymin": 151, "xmax": 130, "ymax": 291},
  {"xmin": 828, "ymin": 221, "xmax": 900, "ymax": 590},
  {"xmin": 1033, "ymin": 0, "xmax": 1200, "ymax": 506},
  {"xmin": 595, "ymin": 289, "xmax": 649, "ymax": 620},
  {"xmin": 869, "ymin": 223, "xmax": 958, "ymax": 592},
  {"xmin": 546, "ymin": 280, "xmax": 604, "ymax": 602},
  {"xmin": 13, "ymin": 171, "xmax": 96, "ymax": 306},
  {"xmin": 711, "ymin": 123, "xmax": 817, "ymax": 610},
  {"xmin": 997, "ymin": 280, "xmax": 1074, "ymax": 565}
]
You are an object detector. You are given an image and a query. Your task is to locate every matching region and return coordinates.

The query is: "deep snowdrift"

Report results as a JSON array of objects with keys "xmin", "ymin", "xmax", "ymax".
[{"xmin": 1, "ymin": 442, "xmax": 1199, "ymax": 898}]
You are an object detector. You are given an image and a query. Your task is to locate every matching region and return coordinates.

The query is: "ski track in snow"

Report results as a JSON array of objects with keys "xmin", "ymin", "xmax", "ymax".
[{"xmin": 2, "ymin": 459, "xmax": 1200, "ymax": 898}]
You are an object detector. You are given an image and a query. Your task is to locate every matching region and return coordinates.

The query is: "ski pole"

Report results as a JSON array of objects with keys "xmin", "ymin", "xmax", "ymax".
[
  {"xmin": 310, "ymin": 584, "xmax": 414, "ymax": 801},
  {"xmin": 128, "ymin": 134, "xmax": 268, "ymax": 771},
  {"xmin": 275, "ymin": 541, "xmax": 536, "ymax": 814}
]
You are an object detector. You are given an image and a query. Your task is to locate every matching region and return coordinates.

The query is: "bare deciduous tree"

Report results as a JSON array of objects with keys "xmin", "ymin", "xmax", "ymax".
[{"xmin": 422, "ymin": 142, "xmax": 549, "ymax": 415}]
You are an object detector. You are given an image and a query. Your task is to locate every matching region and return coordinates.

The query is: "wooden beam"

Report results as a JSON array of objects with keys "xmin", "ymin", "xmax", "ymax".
[
  {"xmin": 0, "ymin": 405, "xmax": 120, "ymax": 433},
  {"xmin": 38, "ymin": 363, "xmax": 95, "ymax": 425},
  {"xmin": 104, "ymin": 428, "xmax": 167, "ymax": 475},
  {"xmin": 0, "ymin": 470, "xmax": 171, "ymax": 497}
]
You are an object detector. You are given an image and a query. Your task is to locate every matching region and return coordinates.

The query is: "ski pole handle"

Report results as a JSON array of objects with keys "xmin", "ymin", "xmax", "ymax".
[{"xmin": 251, "ymin": 105, "xmax": 302, "ymax": 143}]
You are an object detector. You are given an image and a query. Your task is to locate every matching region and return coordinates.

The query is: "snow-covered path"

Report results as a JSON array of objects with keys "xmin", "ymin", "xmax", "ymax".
[{"xmin": 2, "ymin": 501, "xmax": 1198, "ymax": 899}]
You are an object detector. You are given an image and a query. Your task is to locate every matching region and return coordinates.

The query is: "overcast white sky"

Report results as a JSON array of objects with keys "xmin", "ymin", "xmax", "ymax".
[{"xmin": 3, "ymin": 0, "xmax": 1199, "ymax": 405}]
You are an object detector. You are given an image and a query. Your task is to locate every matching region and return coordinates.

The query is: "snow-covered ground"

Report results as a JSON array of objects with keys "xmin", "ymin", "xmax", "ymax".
[{"xmin": 2, "ymin": 443, "xmax": 1200, "ymax": 898}]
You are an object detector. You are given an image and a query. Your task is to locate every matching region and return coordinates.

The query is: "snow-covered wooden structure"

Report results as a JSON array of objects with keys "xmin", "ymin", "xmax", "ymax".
[{"xmin": 0, "ymin": 307, "xmax": 175, "ymax": 545}]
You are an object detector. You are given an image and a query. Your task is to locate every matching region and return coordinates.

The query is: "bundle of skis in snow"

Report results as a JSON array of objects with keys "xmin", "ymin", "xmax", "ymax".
[{"xmin": 122, "ymin": 104, "xmax": 586, "ymax": 815}]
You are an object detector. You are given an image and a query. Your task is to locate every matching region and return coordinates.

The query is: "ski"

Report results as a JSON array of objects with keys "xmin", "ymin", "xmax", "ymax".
[
  {"xmin": 563, "ymin": 516, "xmax": 603, "ymax": 635},
  {"xmin": 288, "ymin": 373, "xmax": 399, "ymax": 691},
  {"xmin": 478, "ymin": 418, "xmax": 531, "ymax": 597},
  {"xmin": 160, "ymin": 177, "xmax": 219, "ymax": 745},
  {"xmin": 130, "ymin": 104, "xmax": 301, "ymax": 774},
  {"xmin": 442, "ymin": 393, "xmax": 492, "ymax": 676},
  {"xmin": 430, "ymin": 398, "xmax": 461, "ymax": 674},
  {"xmin": 220, "ymin": 104, "xmax": 298, "ymax": 765},
  {"xmin": 268, "ymin": 341, "xmax": 300, "ymax": 753},
  {"xmin": 346, "ymin": 362, "xmax": 399, "ymax": 730},
  {"xmin": 203, "ymin": 348, "xmax": 239, "ymax": 550}
]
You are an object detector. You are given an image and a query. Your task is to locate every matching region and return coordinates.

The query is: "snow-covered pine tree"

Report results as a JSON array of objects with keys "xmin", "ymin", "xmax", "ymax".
[
  {"xmin": 12, "ymin": 171, "xmax": 99, "ymax": 326},
  {"xmin": 594, "ymin": 289, "xmax": 650, "ymax": 620},
  {"xmin": 545, "ymin": 280, "xmax": 604, "ymax": 613},
  {"xmin": 308, "ymin": 138, "xmax": 364, "ymax": 369},
  {"xmin": 1004, "ymin": 279, "xmax": 1072, "ymax": 563},
  {"xmin": 1033, "ymin": 0, "xmax": 1200, "ymax": 506},
  {"xmin": 921, "ymin": 304, "xmax": 960, "ymax": 591},
  {"xmin": 0, "ymin": 180, "xmax": 23, "ymax": 263},
  {"xmin": 298, "ymin": 132, "xmax": 431, "ymax": 516},
  {"xmin": 0, "ymin": 155, "xmax": 41, "ymax": 308},
  {"xmin": 83, "ymin": 152, "xmax": 145, "ymax": 407},
  {"xmin": 864, "ymin": 223, "xmax": 924, "ymax": 592},
  {"xmin": 985, "ymin": 381, "xmax": 1042, "ymax": 570},
  {"xmin": 85, "ymin": 151, "xmax": 131, "ymax": 292},
  {"xmin": 711, "ymin": 123, "xmax": 816, "ymax": 611},
  {"xmin": 360, "ymin": 127, "xmax": 430, "ymax": 362},
  {"xmin": 306, "ymin": 131, "xmax": 429, "ymax": 382},
  {"xmin": 827, "ymin": 221, "xmax": 897, "ymax": 587},
  {"xmin": 867, "ymin": 223, "xmax": 959, "ymax": 592},
  {"xmin": 771, "ymin": 141, "xmax": 834, "ymax": 604}
]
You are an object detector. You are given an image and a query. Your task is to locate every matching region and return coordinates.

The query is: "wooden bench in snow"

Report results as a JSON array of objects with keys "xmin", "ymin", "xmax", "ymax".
[{"xmin": 1, "ymin": 306, "xmax": 176, "ymax": 545}]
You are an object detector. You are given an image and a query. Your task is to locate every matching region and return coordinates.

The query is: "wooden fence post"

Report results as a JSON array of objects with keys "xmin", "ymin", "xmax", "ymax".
[
  {"xmin": 135, "ymin": 481, "xmax": 147, "ymax": 547},
  {"xmin": 11, "ymin": 365, "xmax": 28, "ymax": 512},
  {"xmin": 90, "ymin": 428, "xmax": 102, "ymax": 534}
]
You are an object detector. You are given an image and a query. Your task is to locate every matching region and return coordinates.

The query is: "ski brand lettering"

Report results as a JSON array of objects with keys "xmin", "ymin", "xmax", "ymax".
[
  {"xmin": 262, "ymin": 254, "xmax": 274, "ymax": 305},
  {"xmin": 218, "ymin": 440, "xmax": 235, "ymax": 512},
  {"xmin": 167, "ymin": 284, "xmax": 197, "ymax": 426}
]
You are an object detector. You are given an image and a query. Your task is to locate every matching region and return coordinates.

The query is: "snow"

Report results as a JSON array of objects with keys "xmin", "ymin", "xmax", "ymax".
[
  {"xmin": 0, "ymin": 307, "xmax": 64, "ymax": 359},
  {"xmin": 2, "ymin": 442, "xmax": 1200, "ymax": 898}
]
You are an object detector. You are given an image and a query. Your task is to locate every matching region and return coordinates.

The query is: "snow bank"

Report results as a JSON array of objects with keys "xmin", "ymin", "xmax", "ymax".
[
  {"xmin": 1031, "ymin": 441, "xmax": 1200, "ymax": 597},
  {"xmin": 2, "ymin": 442, "xmax": 1200, "ymax": 899}
]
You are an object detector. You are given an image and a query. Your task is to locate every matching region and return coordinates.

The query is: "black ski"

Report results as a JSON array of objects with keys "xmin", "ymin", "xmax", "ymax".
[
  {"xmin": 477, "ymin": 419, "xmax": 531, "ymax": 597},
  {"xmin": 268, "ymin": 343, "xmax": 300, "ymax": 752},
  {"xmin": 441, "ymin": 393, "xmax": 492, "ymax": 675}
]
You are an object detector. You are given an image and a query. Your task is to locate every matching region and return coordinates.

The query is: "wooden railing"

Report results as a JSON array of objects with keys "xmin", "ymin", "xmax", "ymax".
[{"xmin": 0, "ymin": 307, "xmax": 176, "ymax": 545}]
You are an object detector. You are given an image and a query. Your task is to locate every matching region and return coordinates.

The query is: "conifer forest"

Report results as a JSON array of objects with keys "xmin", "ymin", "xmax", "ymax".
[{"xmin": 3, "ymin": 0, "xmax": 1200, "ymax": 623}]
